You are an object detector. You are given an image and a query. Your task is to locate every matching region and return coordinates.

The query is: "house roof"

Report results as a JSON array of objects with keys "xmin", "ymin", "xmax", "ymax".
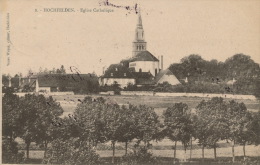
[
  {"xmin": 154, "ymin": 69, "xmax": 180, "ymax": 85},
  {"xmin": 102, "ymin": 64, "xmax": 135, "ymax": 79},
  {"xmin": 38, "ymin": 74, "xmax": 98, "ymax": 87},
  {"xmin": 130, "ymin": 51, "xmax": 159, "ymax": 62},
  {"xmin": 19, "ymin": 78, "xmax": 37, "ymax": 88},
  {"xmin": 101, "ymin": 64, "xmax": 155, "ymax": 85}
]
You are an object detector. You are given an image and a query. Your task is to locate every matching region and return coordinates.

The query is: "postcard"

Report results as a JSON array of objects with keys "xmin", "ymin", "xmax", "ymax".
[{"xmin": 1, "ymin": 0, "xmax": 260, "ymax": 164}]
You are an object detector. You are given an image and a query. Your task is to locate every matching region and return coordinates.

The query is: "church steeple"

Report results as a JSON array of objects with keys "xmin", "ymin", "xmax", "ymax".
[
  {"xmin": 137, "ymin": 13, "xmax": 143, "ymax": 28},
  {"xmin": 132, "ymin": 11, "xmax": 147, "ymax": 57}
]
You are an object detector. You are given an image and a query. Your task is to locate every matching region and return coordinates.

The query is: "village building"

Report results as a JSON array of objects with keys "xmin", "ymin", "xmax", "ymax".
[
  {"xmin": 4, "ymin": 74, "xmax": 98, "ymax": 93},
  {"xmin": 99, "ymin": 12, "xmax": 180, "ymax": 88},
  {"xmin": 154, "ymin": 69, "xmax": 180, "ymax": 85}
]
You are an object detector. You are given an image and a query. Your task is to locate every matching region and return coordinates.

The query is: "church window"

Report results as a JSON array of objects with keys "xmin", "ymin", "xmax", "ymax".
[
  {"xmin": 155, "ymin": 69, "xmax": 158, "ymax": 75},
  {"xmin": 142, "ymin": 45, "xmax": 144, "ymax": 50},
  {"xmin": 115, "ymin": 68, "xmax": 118, "ymax": 71},
  {"xmin": 139, "ymin": 68, "xmax": 142, "ymax": 72},
  {"xmin": 111, "ymin": 73, "xmax": 113, "ymax": 76},
  {"xmin": 124, "ymin": 73, "xmax": 126, "ymax": 77}
]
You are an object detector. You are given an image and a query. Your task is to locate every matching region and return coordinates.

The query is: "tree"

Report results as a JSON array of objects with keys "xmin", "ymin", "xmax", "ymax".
[
  {"xmin": 73, "ymin": 97, "xmax": 108, "ymax": 147},
  {"xmin": 73, "ymin": 97, "xmax": 123, "ymax": 164},
  {"xmin": 226, "ymin": 100, "xmax": 249, "ymax": 162},
  {"xmin": 224, "ymin": 54, "xmax": 260, "ymax": 80},
  {"xmin": 250, "ymin": 111, "xmax": 260, "ymax": 146},
  {"xmin": 2, "ymin": 90, "xmax": 22, "ymax": 141},
  {"xmin": 105, "ymin": 103, "xmax": 122, "ymax": 163},
  {"xmin": 38, "ymin": 67, "xmax": 43, "ymax": 74},
  {"xmin": 193, "ymin": 112, "xmax": 210, "ymax": 162},
  {"xmin": 27, "ymin": 69, "xmax": 34, "ymax": 77},
  {"xmin": 196, "ymin": 97, "xmax": 229, "ymax": 160},
  {"xmin": 134, "ymin": 105, "xmax": 160, "ymax": 150},
  {"xmin": 116, "ymin": 105, "xmax": 138, "ymax": 155},
  {"xmin": 60, "ymin": 65, "xmax": 66, "ymax": 74},
  {"xmin": 112, "ymin": 81, "xmax": 121, "ymax": 95},
  {"xmin": 18, "ymin": 94, "xmax": 63, "ymax": 159},
  {"xmin": 2, "ymin": 138, "xmax": 25, "ymax": 164},
  {"xmin": 163, "ymin": 103, "xmax": 192, "ymax": 163},
  {"xmin": 234, "ymin": 111, "xmax": 255, "ymax": 162},
  {"xmin": 253, "ymin": 79, "xmax": 260, "ymax": 100}
]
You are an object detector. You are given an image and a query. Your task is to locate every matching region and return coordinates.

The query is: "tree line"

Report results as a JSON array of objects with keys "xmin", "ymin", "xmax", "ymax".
[
  {"xmin": 3, "ymin": 89, "xmax": 260, "ymax": 164},
  {"xmin": 168, "ymin": 54, "xmax": 260, "ymax": 96}
]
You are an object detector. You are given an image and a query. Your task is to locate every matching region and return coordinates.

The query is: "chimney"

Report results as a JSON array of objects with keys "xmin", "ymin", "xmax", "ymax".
[
  {"xmin": 36, "ymin": 78, "xmax": 39, "ymax": 92},
  {"xmin": 8, "ymin": 77, "xmax": 11, "ymax": 87},
  {"xmin": 18, "ymin": 77, "xmax": 21, "ymax": 87},
  {"xmin": 161, "ymin": 55, "xmax": 163, "ymax": 70},
  {"xmin": 158, "ymin": 56, "xmax": 161, "ymax": 70},
  {"xmin": 103, "ymin": 66, "xmax": 105, "ymax": 75}
]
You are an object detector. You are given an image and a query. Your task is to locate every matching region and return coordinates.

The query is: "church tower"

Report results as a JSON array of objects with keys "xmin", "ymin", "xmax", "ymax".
[{"xmin": 132, "ymin": 12, "xmax": 147, "ymax": 57}]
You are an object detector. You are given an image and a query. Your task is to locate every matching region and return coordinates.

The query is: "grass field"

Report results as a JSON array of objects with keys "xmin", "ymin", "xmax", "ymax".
[{"xmin": 53, "ymin": 94, "xmax": 260, "ymax": 117}]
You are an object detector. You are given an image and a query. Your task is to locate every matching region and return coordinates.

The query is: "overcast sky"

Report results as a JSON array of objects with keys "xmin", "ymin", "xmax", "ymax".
[{"xmin": 1, "ymin": 0, "xmax": 260, "ymax": 76}]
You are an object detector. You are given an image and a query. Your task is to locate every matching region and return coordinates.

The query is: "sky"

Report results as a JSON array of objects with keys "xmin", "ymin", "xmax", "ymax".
[{"xmin": 1, "ymin": 0, "xmax": 260, "ymax": 76}]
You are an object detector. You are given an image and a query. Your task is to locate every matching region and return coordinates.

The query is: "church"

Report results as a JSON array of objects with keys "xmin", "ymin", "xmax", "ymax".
[{"xmin": 99, "ymin": 13, "xmax": 180, "ymax": 88}]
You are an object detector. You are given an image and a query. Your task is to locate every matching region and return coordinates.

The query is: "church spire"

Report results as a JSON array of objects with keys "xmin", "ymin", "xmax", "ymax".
[
  {"xmin": 137, "ymin": 12, "xmax": 143, "ymax": 28},
  {"xmin": 132, "ymin": 11, "xmax": 147, "ymax": 57}
]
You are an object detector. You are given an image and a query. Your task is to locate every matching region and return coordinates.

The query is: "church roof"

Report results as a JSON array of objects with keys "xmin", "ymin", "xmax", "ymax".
[{"xmin": 130, "ymin": 51, "xmax": 159, "ymax": 62}]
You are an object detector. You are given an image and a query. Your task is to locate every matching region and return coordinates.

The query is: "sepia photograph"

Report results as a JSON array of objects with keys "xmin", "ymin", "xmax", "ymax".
[{"xmin": 1, "ymin": 0, "xmax": 260, "ymax": 164}]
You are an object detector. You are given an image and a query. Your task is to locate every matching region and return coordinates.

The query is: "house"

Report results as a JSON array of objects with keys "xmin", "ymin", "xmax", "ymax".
[
  {"xmin": 6, "ymin": 74, "xmax": 98, "ymax": 93},
  {"xmin": 154, "ymin": 69, "xmax": 181, "ymax": 85},
  {"xmin": 99, "ymin": 64, "xmax": 136, "ymax": 88}
]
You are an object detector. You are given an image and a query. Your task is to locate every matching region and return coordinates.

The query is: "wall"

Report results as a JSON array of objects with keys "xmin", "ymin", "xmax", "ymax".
[
  {"xmin": 129, "ymin": 61, "xmax": 159, "ymax": 76},
  {"xmin": 38, "ymin": 87, "xmax": 51, "ymax": 92},
  {"xmin": 13, "ymin": 91, "xmax": 74, "ymax": 97},
  {"xmin": 121, "ymin": 91, "xmax": 154, "ymax": 96},
  {"xmin": 99, "ymin": 91, "xmax": 115, "ymax": 95},
  {"xmin": 121, "ymin": 91, "xmax": 256, "ymax": 100},
  {"xmin": 42, "ymin": 92, "xmax": 74, "ymax": 96}
]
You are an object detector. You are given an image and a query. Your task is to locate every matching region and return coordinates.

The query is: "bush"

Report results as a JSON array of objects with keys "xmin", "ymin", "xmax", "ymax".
[
  {"xmin": 2, "ymin": 139, "xmax": 25, "ymax": 164},
  {"xmin": 65, "ymin": 149, "xmax": 100, "ymax": 165},
  {"xmin": 120, "ymin": 147, "xmax": 157, "ymax": 165},
  {"xmin": 43, "ymin": 139, "xmax": 100, "ymax": 165}
]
